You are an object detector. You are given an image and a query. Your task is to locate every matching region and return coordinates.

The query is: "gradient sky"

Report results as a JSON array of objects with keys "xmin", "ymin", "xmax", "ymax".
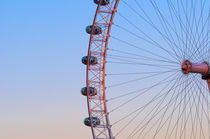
[
  {"xmin": 0, "ymin": 0, "xmax": 95, "ymax": 138},
  {"xmin": 1, "ymin": 1, "xmax": 209, "ymax": 139}
]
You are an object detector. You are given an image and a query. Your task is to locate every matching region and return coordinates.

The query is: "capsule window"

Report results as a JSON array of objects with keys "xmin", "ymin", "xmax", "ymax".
[
  {"xmin": 82, "ymin": 56, "xmax": 98, "ymax": 65},
  {"xmin": 84, "ymin": 117, "xmax": 100, "ymax": 127},
  {"xmin": 94, "ymin": 0, "xmax": 110, "ymax": 5},
  {"xmin": 86, "ymin": 25, "xmax": 102, "ymax": 35},
  {"xmin": 81, "ymin": 87, "xmax": 97, "ymax": 96}
]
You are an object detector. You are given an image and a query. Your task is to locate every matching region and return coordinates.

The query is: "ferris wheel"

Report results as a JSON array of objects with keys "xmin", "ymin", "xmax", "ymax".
[{"xmin": 81, "ymin": 0, "xmax": 210, "ymax": 139}]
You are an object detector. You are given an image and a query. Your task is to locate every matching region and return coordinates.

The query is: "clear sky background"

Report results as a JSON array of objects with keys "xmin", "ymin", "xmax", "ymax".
[
  {"xmin": 0, "ymin": 0, "xmax": 95, "ymax": 138},
  {"xmin": 1, "ymin": 0, "xmax": 209, "ymax": 139}
]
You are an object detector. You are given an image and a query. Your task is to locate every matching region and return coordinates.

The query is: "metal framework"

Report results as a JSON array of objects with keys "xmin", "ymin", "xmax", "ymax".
[
  {"xmin": 84, "ymin": 0, "xmax": 210, "ymax": 139},
  {"xmin": 86, "ymin": 0, "xmax": 120, "ymax": 139}
]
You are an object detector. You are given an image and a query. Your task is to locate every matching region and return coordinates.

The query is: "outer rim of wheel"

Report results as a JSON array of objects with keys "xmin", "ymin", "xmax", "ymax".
[{"xmin": 86, "ymin": 0, "xmax": 120, "ymax": 139}]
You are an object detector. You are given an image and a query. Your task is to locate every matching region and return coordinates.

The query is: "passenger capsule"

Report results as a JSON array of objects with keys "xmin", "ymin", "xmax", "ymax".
[
  {"xmin": 86, "ymin": 25, "xmax": 102, "ymax": 35},
  {"xmin": 81, "ymin": 87, "xmax": 97, "ymax": 96},
  {"xmin": 84, "ymin": 117, "xmax": 100, "ymax": 127},
  {"xmin": 81, "ymin": 56, "xmax": 98, "ymax": 65},
  {"xmin": 94, "ymin": 0, "xmax": 110, "ymax": 5}
]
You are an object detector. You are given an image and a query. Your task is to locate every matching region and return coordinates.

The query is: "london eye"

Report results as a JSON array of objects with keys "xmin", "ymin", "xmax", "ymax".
[{"xmin": 81, "ymin": 0, "xmax": 210, "ymax": 138}]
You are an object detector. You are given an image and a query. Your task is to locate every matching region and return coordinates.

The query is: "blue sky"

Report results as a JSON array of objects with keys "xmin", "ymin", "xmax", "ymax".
[{"xmin": 0, "ymin": 0, "xmax": 95, "ymax": 138}]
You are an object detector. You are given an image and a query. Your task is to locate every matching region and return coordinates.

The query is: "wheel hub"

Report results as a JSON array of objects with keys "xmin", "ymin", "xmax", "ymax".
[{"xmin": 182, "ymin": 60, "xmax": 210, "ymax": 90}]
